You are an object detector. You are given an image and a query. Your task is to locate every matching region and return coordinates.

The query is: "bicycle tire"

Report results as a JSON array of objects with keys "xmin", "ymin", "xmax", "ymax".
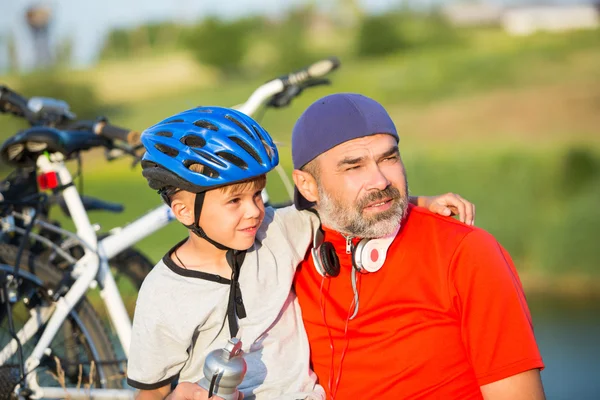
[
  {"xmin": 0, "ymin": 244, "xmax": 124, "ymax": 396},
  {"xmin": 109, "ymin": 247, "xmax": 153, "ymax": 317}
]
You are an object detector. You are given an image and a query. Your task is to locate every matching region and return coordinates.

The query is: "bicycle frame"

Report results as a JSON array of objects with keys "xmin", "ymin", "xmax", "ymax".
[{"xmin": 0, "ymin": 71, "xmax": 325, "ymax": 399}]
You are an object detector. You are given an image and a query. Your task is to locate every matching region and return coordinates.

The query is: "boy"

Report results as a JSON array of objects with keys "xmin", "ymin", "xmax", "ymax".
[{"xmin": 127, "ymin": 106, "xmax": 474, "ymax": 399}]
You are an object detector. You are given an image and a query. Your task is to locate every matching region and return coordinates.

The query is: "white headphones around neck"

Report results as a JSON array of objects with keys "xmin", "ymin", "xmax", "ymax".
[{"xmin": 311, "ymin": 225, "xmax": 399, "ymax": 277}]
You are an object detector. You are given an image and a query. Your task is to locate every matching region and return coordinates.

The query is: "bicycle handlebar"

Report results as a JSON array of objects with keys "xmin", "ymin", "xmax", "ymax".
[
  {"xmin": 0, "ymin": 85, "xmax": 32, "ymax": 120},
  {"xmin": 284, "ymin": 56, "xmax": 341, "ymax": 85},
  {"xmin": 236, "ymin": 56, "xmax": 341, "ymax": 116},
  {"xmin": 93, "ymin": 120, "xmax": 141, "ymax": 145},
  {"xmin": 69, "ymin": 119, "xmax": 141, "ymax": 145},
  {"xmin": 1, "ymin": 56, "xmax": 340, "ymax": 153}
]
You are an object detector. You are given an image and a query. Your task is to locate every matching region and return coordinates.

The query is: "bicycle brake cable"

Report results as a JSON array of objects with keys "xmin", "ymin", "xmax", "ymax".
[
  {"xmin": 12, "ymin": 195, "xmax": 44, "ymax": 279},
  {"xmin": 72, "ymin": 153, "xmax": 84, "ymax": 198},
  {"xmin": 7, "ymin": 194, "xmax": 47, "ymax": 392}
]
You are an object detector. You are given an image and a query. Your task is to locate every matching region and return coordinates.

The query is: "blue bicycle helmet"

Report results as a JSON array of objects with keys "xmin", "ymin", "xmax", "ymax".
[
  {"xmin": 141, "ymin": 106, "xmax": 279, "ymax": 193},
  {"xmin": 141, "ymin": 107, "xmax": 274, "ymax": 336},
  {"xmin": 141, "ymin": 106, "xmax": 279, "ymax": 253}
]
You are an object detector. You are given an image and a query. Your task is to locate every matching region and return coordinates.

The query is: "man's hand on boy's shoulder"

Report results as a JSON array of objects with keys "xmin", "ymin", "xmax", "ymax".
[
  {"xmin": 166, "ymin": 382, "xmax": 243, "ymax": 400},
  {"xmin": 413, "ymin": 192, "xmax": 475, "ymax": 226}
]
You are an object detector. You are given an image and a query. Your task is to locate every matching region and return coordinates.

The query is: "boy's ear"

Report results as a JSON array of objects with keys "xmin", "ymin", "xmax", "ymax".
[
  {"xmin": 170, "ymin": 192, "xmax": 196, "ymax": 226},
  {"xmin": 292, "ymin": 169, "xmax": 319, "ymax": 204}
]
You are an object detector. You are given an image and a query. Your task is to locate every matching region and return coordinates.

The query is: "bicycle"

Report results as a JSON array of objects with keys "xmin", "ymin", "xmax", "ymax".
[
  {"xmin": 0, "ymin": 57, "xmax": 340, "ymax": 399},
  {"xmin": 0, "ymin": 88, "xmax": 155, "ymax": 315}
]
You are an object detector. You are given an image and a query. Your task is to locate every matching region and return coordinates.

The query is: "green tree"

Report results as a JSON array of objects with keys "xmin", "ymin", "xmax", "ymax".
[
  {"xmin": 356, "ymin": 14, "xmax": 408, "ymax": 57},
  {"xmin": 17, "ymin": 73, "xmax": 103, "ymax": 119},
  {"xmin": 270, "ymin": 7, "xmax": 315, "ymax": 74},
  {"xmin": 55, "ymin": 37, "xmax": 74, "ymax": 67},
  {"xmin": 100, "ymin": 28, "xmax": 132, "ymax": 59},
  {"xmin": 185, "ymin": 17, "xmax": 251, "ymax": 75}
]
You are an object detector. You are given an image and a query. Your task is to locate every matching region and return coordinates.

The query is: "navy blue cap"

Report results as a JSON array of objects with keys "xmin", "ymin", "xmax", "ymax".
[{"xmin": 292, "ymin": 93, "xmax": 399, "ymax": 209}]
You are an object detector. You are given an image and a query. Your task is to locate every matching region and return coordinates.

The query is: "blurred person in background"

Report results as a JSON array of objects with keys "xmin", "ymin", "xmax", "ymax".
[{"xmin": 291, "ymin": 93, "xmax": 545, "ymax": 400}]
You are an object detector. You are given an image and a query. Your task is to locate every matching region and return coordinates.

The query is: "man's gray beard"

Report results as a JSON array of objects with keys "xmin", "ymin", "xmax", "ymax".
[{"xmin": 316, "ymin": 183, "xmax": 409, "ymax": 239}]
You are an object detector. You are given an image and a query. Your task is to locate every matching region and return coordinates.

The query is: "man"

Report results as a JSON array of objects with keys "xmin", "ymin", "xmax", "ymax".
[
  {"xmin": 141, "ymin": 104, "xmax": 475, "ymax": 400},
  {"xmin": 291, "ymin": 93, "xmax": 545, "ymax": 399}
]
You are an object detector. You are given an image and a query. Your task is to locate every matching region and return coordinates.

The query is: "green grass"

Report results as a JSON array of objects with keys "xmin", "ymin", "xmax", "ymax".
[
  {"xmin": 1, "ymin": 29, "xmax": 599, "ymax": 153},
  {"xmin": 49, "ymin": 144, "xmax": 600, "ymax": 280},
  {"xmin": 79, "ymin": 29, "xmax": 600, "ymax": 157},
  {"xmin": 2, "ymin": 27, "xmax": 600, "ymax": 282}
]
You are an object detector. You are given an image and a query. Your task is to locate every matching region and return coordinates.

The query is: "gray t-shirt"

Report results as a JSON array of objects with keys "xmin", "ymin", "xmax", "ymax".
[{"xmin": 127, "ymin": 206, "xmax": 324, "ymax": 400}]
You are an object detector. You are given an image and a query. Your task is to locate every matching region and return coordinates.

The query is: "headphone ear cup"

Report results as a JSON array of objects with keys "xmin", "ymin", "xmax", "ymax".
[
  {"xmin": 320, "ymin": 242, "xmax": 341, "ymax": 277},
  {"xmin": 352, "ymin": 238, "xmax": 369, "ymax": 273}
]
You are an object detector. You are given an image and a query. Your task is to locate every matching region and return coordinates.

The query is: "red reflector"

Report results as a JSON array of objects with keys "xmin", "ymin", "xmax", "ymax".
[{"xmin": 37, "ymin": 172, "xmax": 59, "ymax": 190}]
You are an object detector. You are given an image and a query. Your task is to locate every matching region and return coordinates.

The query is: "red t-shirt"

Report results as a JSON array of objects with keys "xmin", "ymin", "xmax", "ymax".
[{"xmin": 294, "ymin": 205, "xmax": 544, "ymax": 399}]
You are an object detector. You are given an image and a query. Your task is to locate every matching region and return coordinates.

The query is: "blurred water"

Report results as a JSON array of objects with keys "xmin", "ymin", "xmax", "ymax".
[{"xmin": 529, "ymin": 295, "xmax": 600, "ymax": 400}]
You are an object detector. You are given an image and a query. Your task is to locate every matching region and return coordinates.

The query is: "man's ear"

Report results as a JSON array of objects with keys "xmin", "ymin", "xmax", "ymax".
[
  {"xmin": 170, "ymin": 192, "xmax": 196, "ymax": 226},
  {"xmin": 292, "ymin": 169, "xmax": 319, "ymax": 204}
]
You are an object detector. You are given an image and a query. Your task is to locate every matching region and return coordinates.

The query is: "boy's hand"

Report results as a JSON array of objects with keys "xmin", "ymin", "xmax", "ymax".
[
  {"xmin": 165, "ymin": 383, "xmax": 212, "ymax": 400},
  {"xmin": 415, "ymin": 193, "xmax": 475, "ymax": 225},
  {"xmin": 166, "ymin": 382, "xmax": 243, "ymax": 400}
]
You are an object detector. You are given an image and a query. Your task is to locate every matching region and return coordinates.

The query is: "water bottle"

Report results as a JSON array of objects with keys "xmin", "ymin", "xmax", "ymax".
[{"xmin": 198, "ymin": 337, "xmax": 247, "ymax": 400}]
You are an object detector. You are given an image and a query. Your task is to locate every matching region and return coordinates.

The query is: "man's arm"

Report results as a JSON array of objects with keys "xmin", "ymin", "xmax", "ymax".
[
  {"xmin": 409, "ymin": 193, "xmax": 475, "ymax": 225},
  {"xmin": 136, "ymin": 384, "xmax": 171, "ymax": 400},
  {"xmin": 136, "ymin": 383, "xmax": 225, "ymax": 400},
  {"xmin": 450, "ymin": 229, "xmax": 545, "ymax": 396},
  {"xmin": 480, "ymin": 369, "xmax": 545, "ymax": 400},
  {"xmin": 164, "ymin": 382, "xmax": 231, "ymax": 400}
]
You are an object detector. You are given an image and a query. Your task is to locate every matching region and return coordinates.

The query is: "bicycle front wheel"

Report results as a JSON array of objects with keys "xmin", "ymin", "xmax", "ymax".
[
  {"xmin": 109, "ymin": 247, "xmax": 153, "ymax": 317},
  {"xmin": 0, "ymin": 244, "xmax": 123, "ymax": 395}
]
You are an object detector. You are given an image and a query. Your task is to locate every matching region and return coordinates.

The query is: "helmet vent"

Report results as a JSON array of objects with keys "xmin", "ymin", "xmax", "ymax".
[
  {"xmin": 192, "ymin": 149, "xmax": 227, "ymax": 167},
  {"xmin": 216, "ymin": 152, "xmax": 248, "ymax": 170},
  {"xmin": 181, "ymin": 135, "xmax": 206, "ymax": 148},
  {"xmin": 194, "ymin": 120, "xmax": 219, "ymax": 131},
  {"xmin": 184, "ymin": 160, "xmax": 219, "ymax": 178},
  {"xmin": 155, "ymin": 131, "xmax": 173, "ymax": 137},
  {"xmin": 155, "ymin": 144, "xmax": 179, "ymax": 157},
  {"xmin": 225, "ymin": 115, "xmax": 254, "ymax": 139},
  {"xmin": 252, "ymin": 125, "xmax": 275, "ymax": 160},
  {"xmin": 261, "ymin": 140, "xmax": 274, "ymax": 160},
  {"xmin": 164, "ymin": 119, "xmax": 184, "ymax": 124},
  {"xmin": 140, "ymin": 160, "xmax": 157, "ymax": 169},
  {"xmin": 228, "ymin": 136, "xmax": 262, "ymax": 165}
]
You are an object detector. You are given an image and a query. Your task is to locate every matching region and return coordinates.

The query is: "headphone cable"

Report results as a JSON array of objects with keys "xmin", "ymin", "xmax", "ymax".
[
  {"xmin": 319, "ymin": 274, "xmax": 337, "ymax": 398},
  {"xmin": 320, "ymin": 269, "xmax": 362, "ymax": 399},
  {"xmin": 331, "ymin": 271, "xmax": 361, "ymax": 399},
  {"xmin": 349, "ymin": 267, "xmax": 360, "ymax": 320}
]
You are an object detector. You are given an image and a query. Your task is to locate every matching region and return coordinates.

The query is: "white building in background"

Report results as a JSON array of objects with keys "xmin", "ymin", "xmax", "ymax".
[
  {"xmin": 443, "ymin": 2, "xmax": 504, "ymax": 26},
  {"xmin": 502, "ymin": 5, "xmax": 600, "ymax": 36},
  {"xmin": 443, "ymin": 2, "xmax": 600, "ymax": 36}
]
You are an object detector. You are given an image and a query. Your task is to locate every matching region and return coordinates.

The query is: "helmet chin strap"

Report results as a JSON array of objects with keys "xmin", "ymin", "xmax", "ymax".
[
  {"xmin": 184, "ymin": 192, "xmax": 231, "ymax": 251},
  {"xmin": 186, "ymin": 192, "xmax": 247, "ymax": 337}
]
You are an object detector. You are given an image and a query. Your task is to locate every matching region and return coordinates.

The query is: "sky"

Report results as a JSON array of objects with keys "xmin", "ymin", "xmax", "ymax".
[{"xmin": 0, "ymin": 0, "xmax": 595, "ymax": 71}]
